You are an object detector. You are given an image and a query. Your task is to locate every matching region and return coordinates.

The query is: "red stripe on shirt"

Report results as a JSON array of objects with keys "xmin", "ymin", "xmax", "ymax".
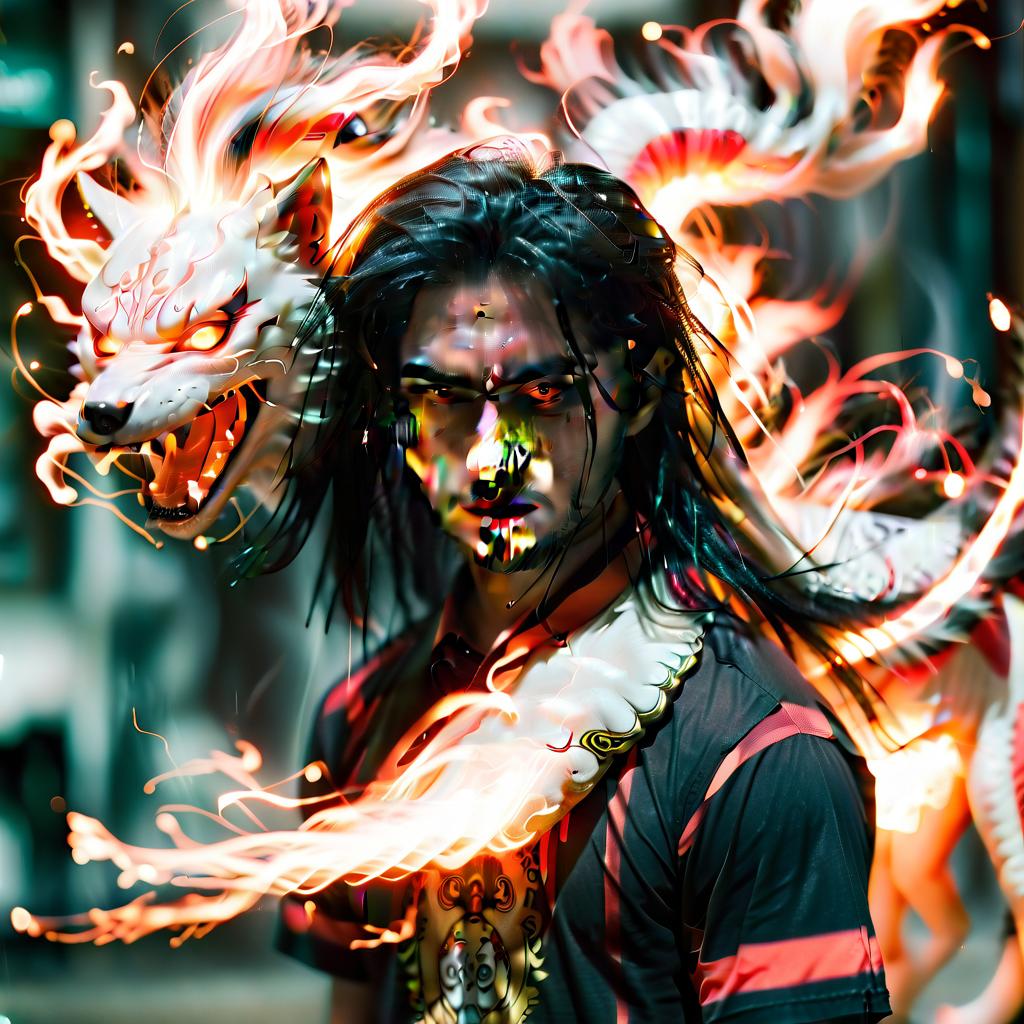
[
  {"xmin": 604, "ymin": 748, "xmax": 639, "ymax": 1024},
  {"xmin": 678, "ymin": 702, "xmax": 832, "ymax": 856},
  {"xmin": 694, "ymin": 926, "xmax": 884, "ymax": 1005}
]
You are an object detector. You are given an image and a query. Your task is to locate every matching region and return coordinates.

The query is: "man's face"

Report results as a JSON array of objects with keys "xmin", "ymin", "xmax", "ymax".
[{"xmin": 398, "ymin": 275, "xmax": 636, "ymax": 571}]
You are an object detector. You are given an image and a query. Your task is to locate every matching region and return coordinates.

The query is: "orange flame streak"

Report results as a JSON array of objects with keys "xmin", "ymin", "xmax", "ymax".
[
  {"xmin": 11, "ymin": 302, "xmax": 63, "ymax": 405},
  {"xmin": 70, "ymin": 498, "xmax": 163, "ymax": 548},
  {"xmin": 24, "ymin": 85, "xmax": 136, "ymax": 283},
  {"xmin": 750, "ymin": 348, "xmax": 980, "ymax": 506},
  {"xmin": 8, "ymin": 737, "xmax": 560, "ymax": 946},
  {"xmin": 459, "ymin": 97, "xmax": 549, "ymax": 153},
  {"xmin": 348, "ymin": 900, "xmax": 418, "ymax": 949},
  {"xmin": 532, "ymin": 2, "xmax": 981, "ymax": 231},
  {"xmin": 13, "ymin": 236, "xmax": 87, "ymax": 329},
  {"xmin": 131, "ymin": 708, "xmax": 176, "ymax": 766},
  {"xmin": 29, "ymin": 386, "xmax": 163, "ymax": 546},
  {"xmin": 142, "ymin": 739, "xmax": 263, "ymax": 795},
  {"xmin": 207, "ymin": 495, "xmax": 261, "ymax": 546},
  {"xmin": 828, "ymin": 410, "xmax": 1024, "ymax": 667},
  {"xmin": 13, "ymin": 602, "xmax": 698, "ymax": 946},
  {"xmin": 30, "ymin": 391, "xmax": 96, "ymax": 498}
]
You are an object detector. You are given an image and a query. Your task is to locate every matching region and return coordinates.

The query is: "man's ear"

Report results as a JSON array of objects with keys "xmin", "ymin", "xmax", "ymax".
[{"xmin": 626, "ymin": 347, "xmax": 673, "ymax": 436}]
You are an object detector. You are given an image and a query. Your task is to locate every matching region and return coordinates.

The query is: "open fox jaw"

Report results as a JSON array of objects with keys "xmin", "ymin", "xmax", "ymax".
[{"xmin": 69, "ymin": 162, "xmax": 332, "ymax": 537}]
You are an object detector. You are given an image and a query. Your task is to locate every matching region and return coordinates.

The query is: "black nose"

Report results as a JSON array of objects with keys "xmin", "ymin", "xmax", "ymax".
[{"xmin": 80, "ymin": 401, "xmax": 134, "ymax": 438}]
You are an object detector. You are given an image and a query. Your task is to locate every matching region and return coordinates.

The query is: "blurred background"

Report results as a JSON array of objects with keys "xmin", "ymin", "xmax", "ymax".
[{"xmin": 0, "ymin": 0, "xmax": 1022, "ymax": 1021}]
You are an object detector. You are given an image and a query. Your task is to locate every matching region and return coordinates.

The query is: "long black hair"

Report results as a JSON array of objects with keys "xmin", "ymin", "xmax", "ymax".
[{"xmin": 241, "ymin": 143, "xmax": 888, "ymax": 714}]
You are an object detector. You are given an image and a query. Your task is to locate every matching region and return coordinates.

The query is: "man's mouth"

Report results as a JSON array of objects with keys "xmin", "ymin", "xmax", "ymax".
[
  {"xmin": 460, "ymin": 500, "xmax": 538, "ymax": 524},
  {"xmin": 110, "ymin": 382, "xmax": 266, "ymax": 523}
]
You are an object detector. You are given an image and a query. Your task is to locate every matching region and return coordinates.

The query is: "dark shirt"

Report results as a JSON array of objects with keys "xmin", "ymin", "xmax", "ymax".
[{"xmin": 278, "ymin": 614, "xmax": 890, "ymax": 1023}]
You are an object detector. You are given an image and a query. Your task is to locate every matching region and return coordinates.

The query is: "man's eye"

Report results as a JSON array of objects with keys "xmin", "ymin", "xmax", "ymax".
[
  {"xmin": 402, "ymin": 380, "xmax": 477, "ymax": 406},
  {"xmin": 522, "ymin": 379, "xmax": 569, "ymax": 408},
  {"xmin": 426, "ymin": 386, "xmax": 481, "ymax": 406}
]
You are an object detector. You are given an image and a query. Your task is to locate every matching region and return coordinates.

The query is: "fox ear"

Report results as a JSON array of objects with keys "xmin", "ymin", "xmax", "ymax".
[
  {"xmin": 260, "ymin": 158, "xmax": 332, "ymax": 267},
  {"xmin": 76, "ymin": 172, "xmax": 142, "ymax": 235}
]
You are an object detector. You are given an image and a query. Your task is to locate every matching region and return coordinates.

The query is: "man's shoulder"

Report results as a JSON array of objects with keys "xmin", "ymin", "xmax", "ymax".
[
  {"xmin": 705, "ymin": 615, "xmax": 822, "ymax": 703},
  {"xmin": 671, "ymin": 615, "xmax": 826, "ymax": 750}
]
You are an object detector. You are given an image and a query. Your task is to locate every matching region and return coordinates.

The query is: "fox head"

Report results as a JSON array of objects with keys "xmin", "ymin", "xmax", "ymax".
[
  {"xmin": 26, "ymin": 0, "xmax": 492, "ymax": 544},
  {"xmin": 71, "ymin": 160, "xmax": 332, "ymax": 538}
]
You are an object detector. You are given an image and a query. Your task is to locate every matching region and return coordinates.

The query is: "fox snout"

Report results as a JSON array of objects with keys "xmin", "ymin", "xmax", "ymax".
[
  {"xmin": 75, "ymin": 360, "xmax": 212, "ymax": 445},
  {"xmin": 78, "ymin": 400, "xmax": 135, "ymax": 441}
]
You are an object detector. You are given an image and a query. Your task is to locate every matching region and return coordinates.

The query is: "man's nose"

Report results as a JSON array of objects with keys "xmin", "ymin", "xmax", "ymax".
[
  {"xmin": 78, "ymin": 400, "xmax": 134, "ymax": 440},
  {"xmin": 470, "ymin": 441, "xmax": 531, "ymax": 500}
]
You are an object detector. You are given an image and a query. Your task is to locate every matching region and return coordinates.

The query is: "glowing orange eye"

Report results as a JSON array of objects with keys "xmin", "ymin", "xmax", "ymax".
[
  {"xmin": 94, "ymin": 335, "xmax": 123, "ymax": 358},
  {"xmin": 180, "ymin": 323, "xmax": 227, "ymax": 352}
]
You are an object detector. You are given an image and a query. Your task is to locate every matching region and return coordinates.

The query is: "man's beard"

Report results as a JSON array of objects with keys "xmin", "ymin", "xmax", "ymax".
[
  {"xmin": 473, "ymin": 521, "xmax": 565, "ymax": 574},
  {"xmin": 469, "ymin": 496, "xmax": 615, "ymax": 576}
]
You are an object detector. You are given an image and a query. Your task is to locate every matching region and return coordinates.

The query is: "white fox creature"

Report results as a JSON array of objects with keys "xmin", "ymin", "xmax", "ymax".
[
  {"xmin": 55, "ymin": 160, "xmax": 333, "ymax": 536},
  {"xmin": 25, "ymin": 0, "xmax": 543, "ymax": 543}
]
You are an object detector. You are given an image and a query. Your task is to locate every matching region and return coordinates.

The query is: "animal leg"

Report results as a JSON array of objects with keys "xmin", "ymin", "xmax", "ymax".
[{"xmin": 886, "ymin": 778, "xmax": 971, "ymax": 1014}]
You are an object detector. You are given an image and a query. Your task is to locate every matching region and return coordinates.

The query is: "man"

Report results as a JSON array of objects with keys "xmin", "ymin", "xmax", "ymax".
[{"xmin": 276, "ymin": 143, "xmax": 891, "ymax": 1023}]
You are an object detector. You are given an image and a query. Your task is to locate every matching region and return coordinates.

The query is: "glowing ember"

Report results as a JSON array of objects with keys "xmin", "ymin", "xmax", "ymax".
[
  {"xmin": 943, "ymin": 472, "xmax": 966, "ymax": 499},
  {"xmin": 10, "ymin": 907, "xmax": 35, "ymax": 935},
  {"xmin": 990, "ymin": 296, "xmax": 1012, "ymax": 332}
]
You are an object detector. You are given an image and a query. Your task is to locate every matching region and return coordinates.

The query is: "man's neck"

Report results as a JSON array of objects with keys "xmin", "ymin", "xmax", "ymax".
[{"xmin": 442, "ymin": 492, "xmax": 640, "ymax": 655}]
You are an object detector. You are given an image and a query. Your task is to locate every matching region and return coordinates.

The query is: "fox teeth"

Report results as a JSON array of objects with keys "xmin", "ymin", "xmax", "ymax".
[{"xmin": 208, "ymin": 388, "xmax": 234, "ymax": 410}]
